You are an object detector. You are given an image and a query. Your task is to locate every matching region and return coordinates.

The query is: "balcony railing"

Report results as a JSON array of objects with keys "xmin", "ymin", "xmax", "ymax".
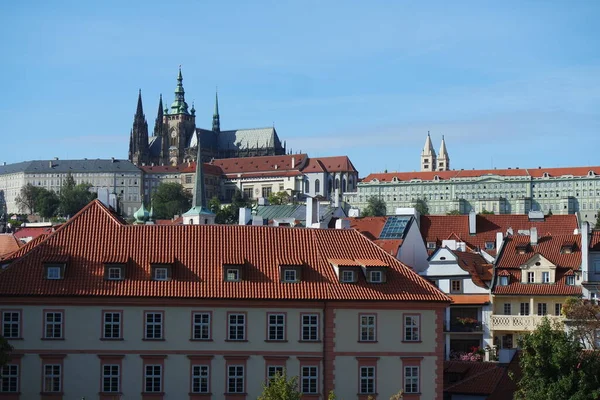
[
  {"xmin": 490, "ymin": 315, "xmax": 563, "ymax": 331},
  {"xmin": 446, "ymin": 322, "xmax": 484, "ymax": 333}
]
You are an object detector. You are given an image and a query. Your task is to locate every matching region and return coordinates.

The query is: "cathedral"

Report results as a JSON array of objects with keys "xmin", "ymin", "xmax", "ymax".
[
  {"xmin": 420, "ymin": 132, "xmax": 450, "ymax": 172},
  {"xmin": 128, "ymin": 68, "xmax": 286, "ymax": 166}
]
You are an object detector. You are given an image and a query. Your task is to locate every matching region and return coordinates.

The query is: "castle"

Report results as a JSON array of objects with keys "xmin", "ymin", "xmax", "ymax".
[{"xmin": 128, "ymin": 68, "xmax": 286, "ymax": 166}]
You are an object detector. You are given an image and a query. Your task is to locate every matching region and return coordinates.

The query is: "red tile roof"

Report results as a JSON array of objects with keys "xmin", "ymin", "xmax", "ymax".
[
  {"xmin": 211, "ymin": 154, "xmax": 307, "ymax": 175},
  {"xmin": 0, "ymin": 233, "xmax": 48, "ymax": 262},
  {"xmin": 13, "ymin": 226, "xmax": 53, "ymax": 240},
  {"xmin": 496, "ymin": 234, "xmax": 581, "ymax": 269},
  {"xmin": 348, "ymin": 217, "xmax": 406, "ymax": 256},
  {"xmin": 444, "ymin": 361, "xmax": 505, "ymax": 395},
  {"xmin": 0, "ymin": 235, "xmax": 21, "ymax": 259},
  {"xmin": 421, "ymin": 214, "xmax": 578, "ymax": 256},
  {"xmin": 591, "ymin": 231, "xmax": 600, "ymax": 251},
  {"xmin": 304, "ymin": 156, "xmax": 357, "ymax": 173},
  {"xmin": 0, "ymin": 200, "xmax": 450, "ymax": 303},
  {"xmin": 450, "ymin": 294, "xmax": 490, "ymax": 305},
  {"xmin": 364, "ymin": 166, "xmax": 600, "ymax": 182},
  {"xmin": 452, "ymin": 251, "xmax": 493, "ymax": 288}
]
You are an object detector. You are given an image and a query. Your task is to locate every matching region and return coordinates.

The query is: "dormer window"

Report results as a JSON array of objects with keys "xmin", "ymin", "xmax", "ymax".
[
  {"xmin": 151, "ymin": 264, "xmax": 172, "ymax": 281},
  {"xmin": 283, "ymin": 269, "xmax": 297, "ymax": 282},
  {"xmin": 485, "ymin": 241, "xmax": 495, "ymax": 250},
  {"xmin": 104, "ymin": 264, "xmax": 125, "ymax": 281},
  {"xmin": 499, "ymin": 276, "xmax": 509, "ymax": 286},
  {"xmin": 226, "ymin": 268, "xmax": 240, "ymax": 282},
  {"xmin": 566, "ymin": 275, "xmax": 575, "ymax": 285},
  {"xmin": 280, "ymin": 265, "xmax": 302, "ymax": 283},
  {"xmin": 341, "ymin": 270, "xmax": 355, "ymax": 283},
  {"xmin": 516, "ymin": 244, "xmax": 529, "ymax": 254},
  {"xmin": 561, "ymin": 245, "xmax": 573, "ymax": 254},
  {"xmin": 44, "ymin": 263, "xmax": 65, "ymax": 280},
  {"xmin": 542, "ymin": 271, "xmax": 550, "ymax": 283},
  {"xmin": 427, "ymin": 242, "xmax": 436, "ymax": 250},
  {"xmin": 369, "ymin": 270, "xmax": 382, "ymax": 283}
]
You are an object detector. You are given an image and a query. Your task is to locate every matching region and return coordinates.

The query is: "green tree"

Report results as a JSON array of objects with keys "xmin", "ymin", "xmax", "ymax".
[
  {"xmin": 362, "ymin": 196, "xmax": 387, "ymax": 217},
  {"xmin": 515, "ymin": 318, "xmax": 600, "ymax": 400},
  {"xmin": 0, "ymin": 336, "xmax": 13, "ymax": 367},
  {"xmin": 268, "ymin": 191, "xmax": 290, "ymax": 205},
  {"xmin": 15, "ymin": 183, "xmax": 44, "ymax": 214},
  {"xmin": 58, "ymin": 174, "xmax": 96, "ymax": 217},
  {"xmin": 257, "ymin": 371, "xmax": 302, "ymax": 400},
  {"xmin": 563, "ymin": 297, "xmax": 600, "ymax": 350},
  {"xmin": 479, "ymin": 209, "xmax": 494, "ymax": 215},
  {"xmin": 413, "ymin": 198, "xmax": 429, "ymax": 215},
  {"xmin": 37, "ymin": 189, "xmax": 60, "ymax": 219},
  {"xmin": 446, "ymin": 209, "xmax": 461, "ymax": 215},
  {"xmin": 151, "ymin": 182, "xmax": 192, "ymax": 219}
]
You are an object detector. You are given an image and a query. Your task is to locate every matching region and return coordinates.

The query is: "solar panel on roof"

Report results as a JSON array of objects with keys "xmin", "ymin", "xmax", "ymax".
[{"xmin": 379, "ymin": 216, "xmax": 411, "ymax": 239}]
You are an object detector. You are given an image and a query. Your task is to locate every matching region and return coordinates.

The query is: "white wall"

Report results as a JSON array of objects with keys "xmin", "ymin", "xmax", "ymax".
[{"xmin": 396, "ymin": 218, "xmax": 429, "ymax": 273}]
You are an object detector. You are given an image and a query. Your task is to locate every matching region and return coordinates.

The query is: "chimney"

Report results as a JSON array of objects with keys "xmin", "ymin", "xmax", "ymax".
[
  {"xmin": 291, "ymin": 157, "xmax": 295, "ymax": 169},
  {"xmin": 2, "ymin": 162, "xmax": 6, "ymax": 166},
  {"xmin": 111, "ymin": 157, "xmax": 115, "ymax": 162},
  {"xmin": 334, "ymin": 188, "xmax": 340, "ymax": 208},
  {"xmin": 54, "ymin": 157, "xmax": 59, "ymax": 161},
  {"xmin": 530, "ymin": 227, "xmax": 538, "ymax": 245},
  {"xmin": 496, "ymin": 231, "xmax": 503, "ymax": 254},
  {"xmin": 581, "ymin": 222, "xmax": 590, "ymax": 281},
  {"xmin": 239, "ymin": 208, "xmax": 252, "ymax": 225},
  {"xmin": 306, "ymin": 197, "xmax": 319, "ymax": 227},
  {"xmin": 335, "ymin": 218, "xmax": 350, "ymax": 229},
  {"xmin": 468, "ymin": 210, "xmax": 476, "ymax": 235},
  {"xmin": 48, "ymin": 161, "xmax": 53, "ymax": 168}
]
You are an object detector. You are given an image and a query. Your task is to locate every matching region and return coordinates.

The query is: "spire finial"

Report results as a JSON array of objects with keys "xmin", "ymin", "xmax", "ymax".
[{"xmin": 212, "ymin": 89, "xmax": 221, "ymax": 132}]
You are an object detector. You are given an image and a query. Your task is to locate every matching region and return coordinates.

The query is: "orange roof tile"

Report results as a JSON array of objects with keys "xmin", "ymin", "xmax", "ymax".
[
  {"xmin": 0, "ymin": 233, "xmax": 48, "ymax": 262},
  {"xmin": 0, "ymin": 234, "xmax": 21, "ymax": 259},
  {"xmin": 13, "ymin": 226, "xmax": 53, "ymax": 240},
  {"xmin": 0, "ymin": 200, "xmax": 450, "ymax": 303},
  {"xmin": 211, "ymin": 154, "xmax": 307, "ymax": 175},
  {"xmin": 591, "ymin": 231, "xmax": 600, "ymax": 251},
  {"xmin": 348, "ymin": 217, "xmax": 408, "ymax": 256},
  {"xmin": 496, "ymin": 234, "xmax": 581, "ymax": 269},
  {"xmin": 450, "ymin": 294, "xmax": 490, "ymax": 305},
  {"xmin": 444, "ymin": 360, "xmax": 516, "ymax": 398},
  {"xmin": 452, "ymin": 251, "xmax": 493, "ymax": 288},
  {"xmin": 303, "ymin": 156, "xmax": 357, "ymax": 173}
]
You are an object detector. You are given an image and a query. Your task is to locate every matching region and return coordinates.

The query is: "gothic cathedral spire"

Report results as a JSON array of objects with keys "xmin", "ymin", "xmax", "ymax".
[
  {"xmin": 420, "ymin": 131, "xmax": 437, "ymax": 172},
  {"xmin": 437, "ymin": 135, "xmax": 450, "ymax": 171},
  {"xmin": 212, "ymin": 90, "xmax": 221, "ymax": 132},
  {"xmin": 128, "ymin": 89, "xmax": 149, "ymax": 165},
  {"xmin": 170, "ymin": 66, "xmax": 189, "ymax": 115}
]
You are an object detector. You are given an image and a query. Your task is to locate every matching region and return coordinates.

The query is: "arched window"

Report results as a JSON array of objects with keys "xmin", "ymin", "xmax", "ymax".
[
  {"xmin": 335, "ymin": 178, "xmax": 340, "ymax": 189},
  {"xmin": 342, "ymin": 178, "xmax": 347, "ymax": 192},
  {"xmin": 305, "ymin": 180, "xmax": 310, "ymax": 193},
  {"xmin": 315, "ymin": 179, "xmax": 320, "ymax": 193},
  {"xmin": 328, "ymin": 178, "xmax": 333, "ymax": 193}
]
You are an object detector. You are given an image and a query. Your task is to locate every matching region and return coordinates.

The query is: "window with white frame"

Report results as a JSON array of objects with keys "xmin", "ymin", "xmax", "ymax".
[
  {"xmin": 227, "ymin": 365, "xmax": 244, "ymax": 393},
  {"xmin": 520, "ymin": 303, "xmax": 530, "ymax": 316},
  {"xmin": 0, "ymin": 365, "xmax": 18, "ymax": 393},
  {"xmin": 102, "ymin": 365, "xmax": 119, "ymax": 393},
  {"xmin": 267, "ymin": 366, "xmax": 284, "ymax": 384},
  {"xmin": 566, "ymin": 275, "xmax": 575, "ymax": 285},
  {"xmin": 301, "ymin": 366, "xmax": 318, "ymax": 394},
  {"xmin": 360, "ymin": 314, "xmax": 376, "ymax": 342},
  {"xmin": 2, "ymin": 311, "xmax": 20, "ymax": 338},
  {"xmin": 301, "ymin": 314, "xmax": 319, "ymax": 341},
  {"xmin": 144, "ymin": 365, "xmax": 162, "ymax": 392},
  {"xmin": 103, "ymin": 312, "xmax": 121, "ymax": 339},
  {"xmin": 542, "ymin": 271, "xmax": 550, "ymax": 283},
  {"xmin": 268, "ymin": 314, "xmax": 285, "ymax": 341},
  {"xmin": 499, "ymin": 276, "xmax": 509, "ymax": 286},
  {"xmin": 44, "ymin": 312, "xmax": 63, "ymax": 339},
  {"xmin": 427, "ymin": 242, "xmax": 436, "ymax": 249},
  {"xmin": 193, "ymin": 312, "xmax": 211, "ymax": 340},
  {"xmin": 228, "ymin": 314, "xmax": 245, "ymax": 340},
  {"xmin": 527, "ymin": 272, "xmax": 535, "ymax": 283},
  {"xmin": 450, "ymin": 280, "xmax": 462, "ymax": 293},
  {"xmin": 360, "ymin": 366, "xmax": 375, "ymax": 394},
  {"xmin": 404, "ymin": 315, "xmax": 420, "ymax": 341},
  {"xmin": 46, "ymin": 266, "xmax": 61, "ymax": 280},
  {"xmin": 106, "ymin": 266, "xmax": 123, "ymax": 280},
  {"xmin": 537, "ymin": 303, "xmax": 547, "ymax": 316},
  {"xmin": 153, "ymin": 267, "xmax": 168, "ymax": 281},
  {"xmin": 145, "ymin": 312, "xmax": 163, "ymax": 339},
  {"xmin": 485, "ymin": 241, "xmax": 495, "ymax": 250},
  {"xmin": 404, "ymin": 366, "xmax": 419, "ymax": 393},
  {"xmin": 555, "ymin": 303, "xmax": 562, "ymax": 316},
  {"xmin": 191, "ymin": 365, "xmax": 209, "ymax": 393},
  {"xmin": 369, "ymin": 270, "xmax": 382, "ymax": 283},
  {"xmin": 283, "ymin": 269, "xmax": 297, "ymax": 283},
  {"xmin": 226, "ymin": 268, "xmax": 240, "ymax": 282},
  {"xmin": 341, "ymin": 270, "xmax": 355, "ymax": 283},
  {"xmin": 43, "ymin": 364, "xmax": 61, "ymax": 392}
]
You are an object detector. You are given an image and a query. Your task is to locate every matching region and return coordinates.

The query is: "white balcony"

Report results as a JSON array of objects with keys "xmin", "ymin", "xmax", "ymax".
[{"xmin": 490, "ymin": 315, "xmax": 563, "ymax": 331}]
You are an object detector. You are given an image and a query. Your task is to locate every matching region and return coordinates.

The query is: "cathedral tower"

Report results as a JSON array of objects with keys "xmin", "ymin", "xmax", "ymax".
[
  {"xmin": 420, "ymin": 132, "xmax": 437, "ymax": 172},
  {"xmin": 437, "ymin": 135, "xmax": 450, "ymax": 171},
  {"xmin": 128, "ymin": 90, "xmax": 149, "ymax": 165},
  {"xmin": 162, "ymin": 67, "xmax": 196, "ymax": 166},
  {"xmin": 212, "ymin": 91, "xmax": 220, "ymax": 132}
]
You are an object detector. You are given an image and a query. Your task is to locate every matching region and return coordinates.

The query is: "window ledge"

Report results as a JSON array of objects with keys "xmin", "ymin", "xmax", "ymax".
[
  {"xmin": 224, "ymin": 339, "xmax": 248, "ymax": 342},
  {"xmin": 40, "ymin": 392, "xmax": 64, "ymax": 396},
  {"xmin": 265, "ymin": 339, "xmax": 288, "ymax": 343},
  {"xmin": 190, "ymin": 338, "xmax": 213, "ymax": 342},
  {"xmin": 41, "ymin": 338, "xmax": 64, "ymax": 341},
  {"xmin": 401, "ymin": 340, "xmax": 422, "ymax": 343},
  {"xmin": 188, "ymin": 393, "xmax": 212, "ymax": 396},
  {"xmin": 358, "ymin": 340, "xmax": 378, "ymax": 343},
  {"xmin": 141, "ymin": 392, "xmax": 165, "ymax": 396},
  {"xmin": 99, "ymin": 391, "xmax": 123, "ymax": 395},
  {"xmin": 298, "ymin": 340, "xmax": 322, "ymax": 343},
  {"xmin": 100, "ymin": 338, "xmax": 124, "ymax": 341},
  {"xmin": 5, "ymin": 337, "xmax": 23, "ymax": 341},
  {"xmin": 142, "ymin": 338, "xmax": 165, "ymax": 341}
]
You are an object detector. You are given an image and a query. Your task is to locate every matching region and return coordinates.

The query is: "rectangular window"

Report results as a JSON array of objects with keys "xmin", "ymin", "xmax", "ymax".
[
  {"xmin": 360, "ymin": 366, "xmax": 375, "ymax": 394},
  {"xmin": 268, "ymin": 313, "xmax": 286, "ymax": 341},
  {"xmin": 520, "ymin": 303, "xmax": 530, "ymax": 316},
  {"xmin": 226, "ymin": 268, "xmax": 240, "ymax": 282},
  {"xmin": 527, "ymin": 272, "xmax": 535, "ymax": 283},
  {"xmin": 360, "ymin": 314, "xmax": 376, "ymax": 342},
  {"xmin": 301, "ymin": 366, "xmax": 318, "ymax": 394},
  {"xmin": 191, "ymin": 365, "xmax": 209, "ymax": 393},
  {"xmin": 46, "ymin": 266, "xmax": 61, "ymax": 280},
  {"xmin": 542, "ymin": 271, "xmax": 550, "ymax": 283},
  {"xmin": 404, "ymin": 315, "xmax": 420, "ymax": 341},
  {"xmin": 451, "ymin": 280, "xmax": 462, "ymax": 293},
  {"xmin": 537, "ymin": 303, "xmax": 547, "ymax": 316},
  {"xmin": 0, "ymin": 365, "xmax": 18, "ymax": 393},
  {"xmin": 144, "ymin": 365, "xmax": 162, "ymax": 393},
  {"xmin": 227, "ymin": 365, "xmax": 244, "ymax": 393},
  {"xmin": 102, "ymin": 365, "xmax": 120, "ymax": 393},
  {"xmin": 503, "ymin": 303, "xmax": 512, "ymax": 315},
  {"xmin": 2, "ymin": 311, "xmax": 20, "ymax": 339},
  {"xmin": 369, "ymin": 270, "xmax": 382, "ymax": 283},
  {"xmin": 301, "ymin": 314, "xmax": 319, "ymax": 341},
  {"xmin": 262, "ymin": 186, "xmax": 272, "ymax": 198},
  {"xmin": 499, "ymin": 276, "xmax": 509, "ymax": 286},
  {"xmin": 555, "ymin": 303, "xmax": 562, "ymax": 316},
  {"xmin": 485, "ymin": 241, "xmax": 495, "ymax": 250},
  {"xmin": 566, "ymin": 275, "xmax": 575, "ymax": 285},
  {"xmin": 404, "ymin": 366, "xmax": 419, "ymax": 394},
  {"xmin": 153, "ymin": 267, "xmax": 168, "ymax": 281},
  {"xmin": 283, "ymin": 269, "xmax": 297, "ymax": 283},
  {"xmin": 228, "ymin": 313, "xmax": 246, "ymax": 341},
  {"xmin": 145, "ymin": 312, "xmax": 163, "ymax": 340},
  {"xmin": 43, "ymin": 364, "xmax": 61, "ymax": 392},
  {"xmin": 427, "ymin": 242, "xmax": 436, "ymax": 249},
  {"xmin": 103, "ymin": 311, "xmax": 122, "ymax": 339},
  {"xmin": 267, "ymin": 366, "xmax": 284, "ymax": 384},
  {"xmin": 192, "ymin": 312, "xmax": 211, "ymax": 340},
  {"xmin": 44, "ymin": 311, "xmax": 63, "ymax": 339},
  {"xmin": 341, "ymin": 270, "xmax": 355, "ymax": 282}
]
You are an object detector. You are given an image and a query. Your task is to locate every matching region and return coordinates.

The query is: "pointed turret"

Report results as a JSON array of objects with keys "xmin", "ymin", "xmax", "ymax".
[
  {"xmin": 153, "ymin": 94, "xmax": 164, "ymax": 137},
  {"xmin": 420, "ymin": 131, "xmax": 437, "ymax": 172},
  {"xmin": 437, "ymin": 135, "xmax": 450, "ymax": 171},
  {"xmin": 128, "ymin": 90, "xmax": 149, "ymax": 165},
  {"xmin": 212, "ymin": 90, "xmax": 221, "ymax": 132},
  {"xmin": 182, "ymin": 133, "xmax": 216, "ymax": 225},
  {"xmin": 170, "ymin": 66, "xmax": 189, "ymax": 115}
]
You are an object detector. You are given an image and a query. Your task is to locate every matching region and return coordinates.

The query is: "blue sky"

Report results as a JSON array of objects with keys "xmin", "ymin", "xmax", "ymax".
[{"xmin": 1, "ymin": 1, "xmax": 599, "ymax": 176}]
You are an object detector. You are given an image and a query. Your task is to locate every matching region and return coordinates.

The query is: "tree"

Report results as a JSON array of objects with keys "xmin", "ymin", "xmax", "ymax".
[
  {"xmin": 257, "ymin": 371, "xmax": 302, "ymax": 400},
  {"xmin": 413, "ymin": 198, "xmax": 429, "ymax": 215},
  {"xmin": 0, "ymin": 336, "xmax": 13, "ymax": 367},
  {"xmin": 446, "ymin": 209, "xmax": 461, "ymax": 215},
  {"xmin": 37, "ymin": 189, "xmax": 60, "ymax": 219},
  {"xmin": 515, "ymin": 318, "xmax": 600, "ymax": 400},
  {"xmin": 595, "ymin": 211, "xmax": 600, "ymax": 229},
  {"xmin": 563, "ymin": 297, "xmax": 600, "ymax": 350},
  {"xmin": 151, "ymin": 182, "xmax": 192, "ymax": 219},
  {"xmin": 362, "ymin": 196, "xmax": 387, "ymax": 217},
  {"xmin": 58, "ymin": 174, "xmax": 96, "ymax": 217},
  {"xmin": 479, "ymin": 209, "xmax": 495, "ymax": 215},
  {"xmin": 268, "ymin": 191, "xmax": 290, "ymax": 205},
  {"xmin": 15, "ymin": 184, "xmax": 43, "ymax": 214}
]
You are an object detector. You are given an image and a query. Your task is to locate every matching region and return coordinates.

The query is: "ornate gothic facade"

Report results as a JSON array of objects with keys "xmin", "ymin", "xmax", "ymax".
[{"xmin": 128, "ymin": 68, "xmax": 286, "ymax": 166}]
